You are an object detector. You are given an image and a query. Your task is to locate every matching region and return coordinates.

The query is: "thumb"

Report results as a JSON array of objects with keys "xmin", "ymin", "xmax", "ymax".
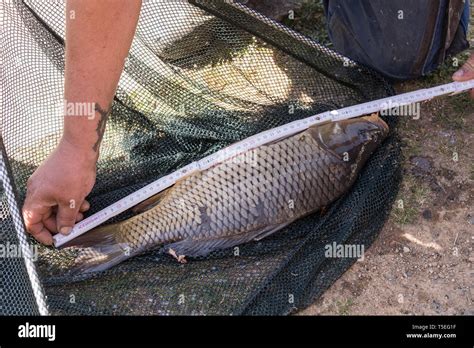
[
  {"xmin": 452, "ymin": 58, "xmax": 474, "ymax": 81},
  {"xmin": 56, "ymin": 200, "xmax": 80, "ymax": 235}
]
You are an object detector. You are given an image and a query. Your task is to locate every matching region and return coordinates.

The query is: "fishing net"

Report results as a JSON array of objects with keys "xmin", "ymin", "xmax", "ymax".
[{"xmin": 1, "ymin": 0, "xmax": 400, "ymax": 315}]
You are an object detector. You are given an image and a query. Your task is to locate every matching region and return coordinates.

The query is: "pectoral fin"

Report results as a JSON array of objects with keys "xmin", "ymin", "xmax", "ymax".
[{"xmin": 165, "ymin": 222, "xmax": 290, "ymax": 259}]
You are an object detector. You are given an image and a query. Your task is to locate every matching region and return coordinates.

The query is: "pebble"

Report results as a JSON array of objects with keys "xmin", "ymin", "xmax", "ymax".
[
  {"xmin": 410, "ymin": 156, "xmax": 432, "ymax": 173},
  {"xmin": 422, "ymin": 209, "xmax": 432, "ymax": 220},
  {"xmin": 403, "ymin": 246, "xmax": 410, "ymax": 253},
  {"xmin": 438, "ymin": 130, "xmax": 452, "ymax": 138}
]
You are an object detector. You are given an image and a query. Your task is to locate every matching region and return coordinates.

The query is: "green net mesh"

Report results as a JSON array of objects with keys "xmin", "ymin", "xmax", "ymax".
[{"xmin": 1, "ymin": 0, "xmax": 401, "ymax": 315}]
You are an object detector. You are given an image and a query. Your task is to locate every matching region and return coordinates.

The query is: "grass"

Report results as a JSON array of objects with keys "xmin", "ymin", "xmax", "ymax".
[
  {"xmin": 418, "ymin": 52, "xmax": 470, "ymax": 86},
  {"xmin": 336, "ymin": 298, "xmax": 354, "ymax": 315},
  {"xmin": 391, "ymin": 176, "xmax": 430, "ymax": 225},
  {"xmin": 396, "ymin": 49, "xmax": 472, "ymax": 131},
  {"xmin": 281, "ymin": 0, "xmax": 331, "ymax": 46},
  {"xmin": 432, "ymin": 93, "xmax": 473, "ymax": 131}
]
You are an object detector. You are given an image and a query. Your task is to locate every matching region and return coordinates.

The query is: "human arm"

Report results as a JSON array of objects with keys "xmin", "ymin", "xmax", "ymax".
[{"xmin": 22, "ymin": 0, "xmax": 142, "ymax": 245}]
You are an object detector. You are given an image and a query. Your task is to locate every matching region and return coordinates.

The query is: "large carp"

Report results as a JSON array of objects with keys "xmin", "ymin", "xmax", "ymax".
[{"xmin": 66, "ymin": 113, "xmax": 389, "ymax": 273}]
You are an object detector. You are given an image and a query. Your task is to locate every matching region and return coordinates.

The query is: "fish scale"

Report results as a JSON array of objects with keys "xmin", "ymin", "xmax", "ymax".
[{"xmin": 68, "ymin": 114, "xmax": 388, "ymax": 273}]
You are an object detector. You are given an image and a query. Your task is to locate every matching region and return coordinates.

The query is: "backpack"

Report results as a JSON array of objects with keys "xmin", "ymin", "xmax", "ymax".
[{"xmin": 323, "ymin": 0, "xmax": 470, "ymax": 79}]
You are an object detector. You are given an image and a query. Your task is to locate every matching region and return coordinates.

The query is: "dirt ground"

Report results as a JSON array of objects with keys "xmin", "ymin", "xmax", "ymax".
[
  {"xmin": 301, "ymin": 83, "xmax": 473, "ymax": 314},
  {"xmin": 278, "ymin": 1, "xmax": 474, "ymax": 315}
]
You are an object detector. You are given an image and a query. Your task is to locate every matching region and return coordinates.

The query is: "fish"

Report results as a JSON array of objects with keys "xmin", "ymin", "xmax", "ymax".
[{"xmin": 65, "ymin": 113, "xmax": 389, "ymax": 274}]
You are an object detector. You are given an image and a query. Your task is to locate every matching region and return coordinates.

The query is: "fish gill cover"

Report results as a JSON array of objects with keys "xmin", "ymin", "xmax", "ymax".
[{"xmin": 0, "ymin": 0, "xmax": 401, "ymax": 315}]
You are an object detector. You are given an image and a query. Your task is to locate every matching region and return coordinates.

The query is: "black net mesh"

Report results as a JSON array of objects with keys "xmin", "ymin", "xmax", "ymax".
[
  {"xmin": 0, "ymin": 138, "xmax": 47, "ymax": 315},
  {"xmin": 1, "ymin": 0, "xmax": 401, "ymax": 315}
]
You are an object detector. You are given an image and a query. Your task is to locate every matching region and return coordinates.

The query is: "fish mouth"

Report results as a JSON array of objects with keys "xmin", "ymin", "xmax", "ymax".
[
  {"xmin": 363, "ymin": 113, "xmax": 389, "ymax": 137},
  {"xmin": 360, "ymin": 123, "xmax": 389, "ymax": 144},
  {"xmin": 348, "ymin": 113, "xmax": 389, "ymax": 149}
]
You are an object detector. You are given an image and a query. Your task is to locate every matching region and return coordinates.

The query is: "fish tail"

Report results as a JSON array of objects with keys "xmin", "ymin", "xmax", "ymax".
[{"xmin": 64, "ymin": 224, "xmax": 132, "ymax": 274}]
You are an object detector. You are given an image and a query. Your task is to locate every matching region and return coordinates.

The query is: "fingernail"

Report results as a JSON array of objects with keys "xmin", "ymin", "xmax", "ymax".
[
  {"xmin": 452, "ymin": 69, "xmax": 464, "ymax": 78},
  {"xmin": 38, "ymin": 234, "xmax": 53, "ymax": 246},
  {"xmin": 60, "ymin": 226, "xmax": 72, "ymax": 235}
]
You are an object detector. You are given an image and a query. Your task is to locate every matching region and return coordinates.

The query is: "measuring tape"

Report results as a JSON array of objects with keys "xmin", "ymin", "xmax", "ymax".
[{"xmin": 54, "ymin": 80, "xmax": 474, "ymax": 247}]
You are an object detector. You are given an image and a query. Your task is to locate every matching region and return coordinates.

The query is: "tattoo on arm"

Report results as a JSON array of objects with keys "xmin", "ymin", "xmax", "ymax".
[{"xmin": 92, "ymin": 103, "xmax": 110, "ymax": 152}]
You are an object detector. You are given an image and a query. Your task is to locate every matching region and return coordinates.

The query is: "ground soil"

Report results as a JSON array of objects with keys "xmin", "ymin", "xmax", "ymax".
[{"xmin": 274, "ymin": 0, "xmax": 474, "ymax": 315}]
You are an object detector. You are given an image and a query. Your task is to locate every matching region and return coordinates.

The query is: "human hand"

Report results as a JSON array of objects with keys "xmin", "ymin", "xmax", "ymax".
[
  {"xmin": 22, "ymin": 138, "xmax": 96, "ymax": 245},
  {"xmin": 452, "ymin": 52, "xmax": 474, "ymax": 99}
]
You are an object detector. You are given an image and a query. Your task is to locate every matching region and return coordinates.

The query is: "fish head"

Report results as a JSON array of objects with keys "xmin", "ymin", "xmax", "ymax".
[{"xmin": 309, "ymin": 113, "xmax": 389, "ymax": 175}]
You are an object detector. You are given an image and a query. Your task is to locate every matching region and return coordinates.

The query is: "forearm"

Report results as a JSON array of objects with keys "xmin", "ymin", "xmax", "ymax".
[{"xmin": 63, "ymin": 0, "xmax": 142, "ymax": 159}]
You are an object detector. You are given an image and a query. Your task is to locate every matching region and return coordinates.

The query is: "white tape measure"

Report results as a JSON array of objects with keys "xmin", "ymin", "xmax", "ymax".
[{"xmin": 54, "ymin": 80, "xmax": 474, "ymax": 247}]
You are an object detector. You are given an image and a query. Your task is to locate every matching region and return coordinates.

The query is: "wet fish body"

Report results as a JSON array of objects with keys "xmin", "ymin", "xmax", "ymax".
[{"xmin": 67, "ymin": 114, "xmax": 389, "ymax": 273}]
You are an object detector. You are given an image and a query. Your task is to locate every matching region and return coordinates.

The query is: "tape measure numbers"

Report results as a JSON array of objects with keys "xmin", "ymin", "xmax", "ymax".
[{"xmin": 54, "ymin": 80, "xmax": 474, "ymax": 247}]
